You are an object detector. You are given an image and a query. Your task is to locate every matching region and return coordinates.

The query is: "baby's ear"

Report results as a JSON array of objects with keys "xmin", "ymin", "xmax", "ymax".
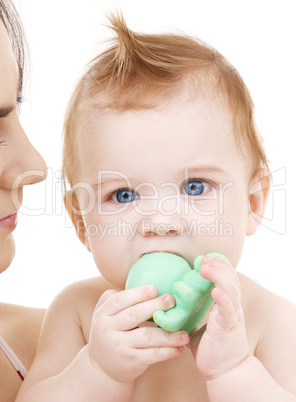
[
  {"xmin": 247, "ymin": 169, "xmax": 270, "ymax": 236},
  {"xmin": 64, "ymin": 190, "xmax": 91, "ymax": 251}
]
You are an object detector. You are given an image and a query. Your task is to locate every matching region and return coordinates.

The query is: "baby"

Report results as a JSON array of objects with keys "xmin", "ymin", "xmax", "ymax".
[{"xmin": 17, "ymin": 13, "xmax": 296, "ymax": 402}]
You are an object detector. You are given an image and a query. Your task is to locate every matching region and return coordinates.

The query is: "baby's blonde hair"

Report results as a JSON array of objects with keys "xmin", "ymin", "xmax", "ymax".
[{"xmin": 62, "ymin": 12, "xmax": 269, "ymax": 189}]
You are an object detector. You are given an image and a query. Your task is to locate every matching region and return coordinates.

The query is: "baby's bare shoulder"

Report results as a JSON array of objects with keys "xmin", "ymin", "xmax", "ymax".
[
  {"xmin": 24, "ymin": 276, "xmax": 118, "ymax": 383},
  {"xmin": 239, "ymin": 272, "xmax": 296, "ymax": 323},
  {"xmin": 56, "ymin": 276, "xmax": 118, "ymax": 341},
  {"xmin": 51, "ymin": 276, "xmax": 115, "ymax": 305},
  {"xmin": 239, "ymin": 273, "xmax": 296, "ymax": 392},
  {"xmin": 60, "ymin": 276, "xmax": 116, "ymax": 299},
  {"xmin": 48, "ymin": 276, "xmax": 117, "ymax": 324}
]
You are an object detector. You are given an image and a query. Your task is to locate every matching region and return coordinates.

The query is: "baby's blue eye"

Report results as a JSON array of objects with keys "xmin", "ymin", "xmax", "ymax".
[
  {"xmin": 183, "ymin": 180, "xmax": 208, "ymax": 196},
  {"xmin": 114, "ymin": 188, "xmax": 136, "ymax": 203}
]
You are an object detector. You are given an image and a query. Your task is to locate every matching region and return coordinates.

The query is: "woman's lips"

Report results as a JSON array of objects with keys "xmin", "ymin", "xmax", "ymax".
[{"xmin": 0, "ymin": 210, "xmax": 18, "ymax": 231}]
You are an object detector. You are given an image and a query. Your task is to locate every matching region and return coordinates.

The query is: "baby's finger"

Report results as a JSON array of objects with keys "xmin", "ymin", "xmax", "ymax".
[
  {"xmin": 129, "ymin": 327, "xmax": 189, "ymax": 348},
  {"xmin": 115, "ymin": 293, "xmax": 176, "ymax": 330},
  {"xmin": 137, "ymin": 345, "xmax": 185, "ymax": 366},
  {"xmin": 200, "ymin": 258, "xmax": 241, "ymax": 311},
  {"xmin": 202, "ymin": 256, "xmax": 240, "ymax": 288},
  {"xmin": 210, "ymin": 287, "xmax": 237, "ymax": 330},
  {"xmin": 95, "ymin": 285, "xmax": 158, "ymax": 318}
]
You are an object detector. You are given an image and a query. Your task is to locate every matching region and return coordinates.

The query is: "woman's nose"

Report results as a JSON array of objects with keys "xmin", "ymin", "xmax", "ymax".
[
  {"xmin": 0, "ymin": 117, "xmax": 47, "ymax": 189},
  {"xmin": 12, "ymin": 148, "xmax": 47, "ymax": 187}
]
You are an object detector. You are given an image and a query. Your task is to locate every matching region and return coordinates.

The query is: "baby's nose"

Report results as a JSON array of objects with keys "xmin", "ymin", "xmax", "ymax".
[
  {"xmin": 136, "ymin": 186, "xmax": 183, "ymax": 236},
  {"xmin": 142, "ymin": 221, "xmax": 181, "ymax": 237}
]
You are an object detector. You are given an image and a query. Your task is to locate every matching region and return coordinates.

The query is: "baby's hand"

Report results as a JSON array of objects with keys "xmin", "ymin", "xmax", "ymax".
[
  {"xmin": 88, "ymin": 286, "xmax": 189, "ymax": 384},
  {"xmin": 190, "ymin": 256, "xmax": 249, "ymax": 380}
]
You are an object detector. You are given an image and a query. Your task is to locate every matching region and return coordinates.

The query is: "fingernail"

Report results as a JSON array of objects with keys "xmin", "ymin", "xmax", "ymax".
[
  {"xmin": 181, "ymin": 333, "xmax": 189, "ymax": 342},
  {"xmin": 147, "ymin": 286, "xmax": 157, "ymax": 297},
  {"xmin": 163, "ymin": 294, "xmax": 175, "ymax": 307}
]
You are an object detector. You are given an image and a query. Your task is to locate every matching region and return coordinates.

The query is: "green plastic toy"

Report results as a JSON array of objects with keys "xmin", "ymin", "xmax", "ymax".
[{"xmin": 125, "ymin": 252, "xmax": 229, "ymax": 334}]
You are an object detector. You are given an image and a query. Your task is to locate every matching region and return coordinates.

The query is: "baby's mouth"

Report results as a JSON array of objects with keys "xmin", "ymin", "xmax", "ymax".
[{"xmin": 140, "ymin": 251, "xmax": 194, "ymax": 268}]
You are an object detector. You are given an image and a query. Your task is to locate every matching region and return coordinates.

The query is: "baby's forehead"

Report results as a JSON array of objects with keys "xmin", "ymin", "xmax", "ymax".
[
  {"xmin": 77, "ymin": 84, "xmax": 231, "ymax": 129},
  {"xmin": 75, "ymin": 92, "xmax": 251, "ymax": 178}
]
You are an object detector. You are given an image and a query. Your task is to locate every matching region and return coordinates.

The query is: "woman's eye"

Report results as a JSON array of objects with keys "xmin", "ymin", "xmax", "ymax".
[
  {"xmin": 112, "ymin": 188, "xmax": 136, "ymax": 203},
  {"xmin": 182, "ymin": 180, "xmax": 210, "ymax": 196}
]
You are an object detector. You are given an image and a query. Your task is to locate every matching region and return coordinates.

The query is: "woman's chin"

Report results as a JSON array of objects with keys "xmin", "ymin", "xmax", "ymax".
[{"xmin": 0, "ymin": 234, "xmax": 16, "ymax": 273}]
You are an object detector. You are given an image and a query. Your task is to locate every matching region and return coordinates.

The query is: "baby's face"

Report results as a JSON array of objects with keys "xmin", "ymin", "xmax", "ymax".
[{"xmin": 75, "ymin": 91, "xmax": 252, "ymax": 289}]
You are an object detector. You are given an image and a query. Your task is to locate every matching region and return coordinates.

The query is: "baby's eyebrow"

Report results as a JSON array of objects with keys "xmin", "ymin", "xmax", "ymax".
[
  {"xmin": 185, "ymin": 165, "xmax": 226, "ymax": 175},
  {"xmin": 92, "ymin": 177, "xmax": 131, "ymax": 189},
  {"xmin": 90, "ymin": 166, "xmax": 226, "ymax": 189}
]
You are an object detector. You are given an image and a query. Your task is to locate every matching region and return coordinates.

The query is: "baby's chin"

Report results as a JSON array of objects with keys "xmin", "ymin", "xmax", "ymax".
[{"xmin": 0, "ymin": 234, "xmax": 16, "ymax": 274}]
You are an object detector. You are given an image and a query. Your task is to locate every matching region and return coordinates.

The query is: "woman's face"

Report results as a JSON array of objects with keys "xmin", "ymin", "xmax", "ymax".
[{"xmin": 0, "ymin": 20, "xmax": 47, "ymax": 273}]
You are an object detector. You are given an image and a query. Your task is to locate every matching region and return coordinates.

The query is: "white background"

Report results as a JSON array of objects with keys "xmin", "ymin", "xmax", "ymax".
[{"xmin": 0, "ymin": 0, "xmax": 295, "ymax": 308}]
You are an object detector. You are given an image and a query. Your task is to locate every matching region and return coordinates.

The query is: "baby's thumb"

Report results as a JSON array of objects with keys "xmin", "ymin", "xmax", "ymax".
[{"xmin": 94, "ymin": 289, "xmax": 119, "ymax": 313}]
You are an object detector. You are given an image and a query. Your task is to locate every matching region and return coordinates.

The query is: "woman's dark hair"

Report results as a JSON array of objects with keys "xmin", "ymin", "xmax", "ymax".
[{"xmin": 0, "ymin": 0, "xmax": 25, "ymax": 99}]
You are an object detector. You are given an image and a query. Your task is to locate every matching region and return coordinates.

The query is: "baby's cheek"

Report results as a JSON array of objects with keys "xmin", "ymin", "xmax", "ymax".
[
  {"xmin": 189, "ymin": 199, "xmax": 246, "ymax": 267},
  {"xmin": 187, "ymin": 198, "xmax": 220, "ymax": 220},
  {"xmin": 94, "ymin": 256, "xmax": 128, "ymax": 290},
  {"xmin": 89, "ymin": 237, "xmax": 129, "ymax": 289},
  {"xmin": 219, "ymin": 213, "xmax": 247, "ymax": 267}
]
